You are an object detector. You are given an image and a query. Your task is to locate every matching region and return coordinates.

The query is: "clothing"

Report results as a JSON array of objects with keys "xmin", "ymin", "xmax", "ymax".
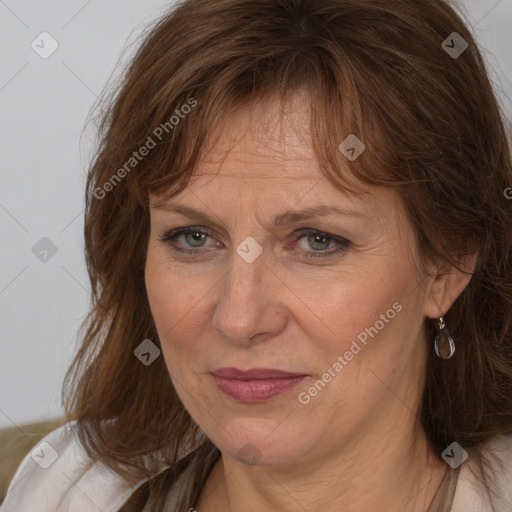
[
  {"xmin": 428, "ymin": 465, "xmax": 459, "ymax": 512},
  {"xmin": 1, "ymin": 421, "xmax": 511, "ymax": 511}
]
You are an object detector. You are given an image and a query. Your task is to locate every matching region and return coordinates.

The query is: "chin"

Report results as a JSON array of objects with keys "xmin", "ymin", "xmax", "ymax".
[{"xmin": 210, "ymin": 416, "xmax": 312, "ymax": 467}]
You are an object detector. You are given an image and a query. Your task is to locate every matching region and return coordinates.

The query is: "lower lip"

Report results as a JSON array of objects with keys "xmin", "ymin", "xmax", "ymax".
[{"xmin": 212, "ymin": 375, "xmax": 307, "ymax": 402}]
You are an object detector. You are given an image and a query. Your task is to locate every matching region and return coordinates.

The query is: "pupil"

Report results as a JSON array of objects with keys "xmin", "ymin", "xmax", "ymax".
[
  {"xmin": 311, "ymin": 235, "xmax": 328, "ymax": 250},
  {"xmin": 186, "ymin": 231, "xmax": 205, "ymax": 246}
]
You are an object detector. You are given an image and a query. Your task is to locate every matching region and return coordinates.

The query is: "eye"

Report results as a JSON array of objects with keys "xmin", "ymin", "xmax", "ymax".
[
  {"xmin": 158, "ymin": 227, "xmax": 351, "ymax": 258},
  {"xmin": 159, "ymin": 227, "xmax": 217, "ymax": 253},
  {"xmin": 291, "ymin": 229, "xmax": 351, "ymax": 258}
]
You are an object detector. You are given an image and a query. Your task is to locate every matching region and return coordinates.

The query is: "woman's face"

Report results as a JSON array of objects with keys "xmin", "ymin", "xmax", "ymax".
[{"xmin": 145, "ymin": 94, "xmax": 436, "ymax": 467}]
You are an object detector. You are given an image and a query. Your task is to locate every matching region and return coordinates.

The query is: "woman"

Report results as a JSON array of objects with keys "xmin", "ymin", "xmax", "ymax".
[{"xmin": 2, "ymin": 0, "xmax": 512, "ymax": 510}]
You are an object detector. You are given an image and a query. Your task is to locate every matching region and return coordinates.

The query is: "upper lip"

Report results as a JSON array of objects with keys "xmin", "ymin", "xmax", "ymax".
[{"xmin": 211, "ymin": 367, "xmax": 307, "ymax": 380}]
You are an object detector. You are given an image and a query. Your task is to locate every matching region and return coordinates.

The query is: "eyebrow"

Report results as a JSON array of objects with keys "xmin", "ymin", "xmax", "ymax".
[{"xmin": 151, "ymin": 202, "xmax": 368, "ymax": 228}]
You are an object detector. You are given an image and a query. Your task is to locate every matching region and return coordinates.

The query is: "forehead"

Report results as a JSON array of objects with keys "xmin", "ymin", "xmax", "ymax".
[
  {"xmin": 149, "ymin": 92, "xmax": 400, "ymax": 226},
  {"xmin": 190, "ymin": 92, "xmax": 321, "ymax": 184}
]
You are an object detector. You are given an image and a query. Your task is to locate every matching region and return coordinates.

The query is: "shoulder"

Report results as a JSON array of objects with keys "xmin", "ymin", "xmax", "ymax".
[
  {"xmin": 452, "ymin": 433, "xmax": 512, "ymax": 512},
  {"xmin": 0, "ymin": 421, "xmax": 152, "ymax": 512}
]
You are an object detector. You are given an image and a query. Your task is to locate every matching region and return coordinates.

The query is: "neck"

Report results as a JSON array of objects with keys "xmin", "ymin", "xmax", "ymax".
[{"xmin": 196, "ymin": 417, "xmax": 447, "ymax": 512}]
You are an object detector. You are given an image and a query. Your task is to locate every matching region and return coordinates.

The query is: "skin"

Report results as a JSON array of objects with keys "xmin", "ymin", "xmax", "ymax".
[{"xmin": 144, "ymin": 91, "xmax": 474, "ymax": 511}]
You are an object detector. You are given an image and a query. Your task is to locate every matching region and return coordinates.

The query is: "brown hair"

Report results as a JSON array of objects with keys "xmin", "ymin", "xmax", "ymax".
[{"xmin": 62, "ymin": 0, "xmax": 512, "ymax": 509}]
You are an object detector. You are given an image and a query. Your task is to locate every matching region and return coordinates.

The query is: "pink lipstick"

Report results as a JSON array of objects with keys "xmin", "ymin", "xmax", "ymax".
[{"xmin": 211, "ymin": 367, "xmax": 307, "ymax": 402}]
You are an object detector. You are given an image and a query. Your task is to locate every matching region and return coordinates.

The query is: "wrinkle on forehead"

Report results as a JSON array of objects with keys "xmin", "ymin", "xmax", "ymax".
[{"xmin": 191, "ymin": 91, "xmax": 319, "ymax": 183}]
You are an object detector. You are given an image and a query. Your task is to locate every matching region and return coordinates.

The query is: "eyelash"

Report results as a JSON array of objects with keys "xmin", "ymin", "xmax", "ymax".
[{"xmin": 158, "ymin": 227, "xmax": 351, "ymax": 259}]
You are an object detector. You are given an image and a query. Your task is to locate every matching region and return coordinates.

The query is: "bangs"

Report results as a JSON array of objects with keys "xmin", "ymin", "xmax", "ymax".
[{"xmin": 124, "ymin": 26, "xmax": 426, "ymax": 209}]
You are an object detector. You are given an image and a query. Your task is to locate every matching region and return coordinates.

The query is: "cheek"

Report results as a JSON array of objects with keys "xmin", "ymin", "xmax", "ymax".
[
  {"xmin": 308, "ymin": 267, "xmax": 404, "ymax": 332},
  {"xmin": 145, "ymin": 249, "xmax": 203, "ymax": 371},
  {"xmin": 145, "ymin": 239, "xmax": 202, "ymax": 327},
  {"xmin": 312, "ymin": 259, "xmax": 423, "ymax": 365}
]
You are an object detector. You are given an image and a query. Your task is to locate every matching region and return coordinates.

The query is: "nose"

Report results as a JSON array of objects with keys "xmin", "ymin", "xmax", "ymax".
[{"xmin": 211, "ymin": 241, "xmax": 288, "ymax": 347}]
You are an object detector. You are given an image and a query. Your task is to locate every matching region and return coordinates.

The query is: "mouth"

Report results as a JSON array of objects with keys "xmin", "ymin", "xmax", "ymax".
[{"xmin": 211, "ymin": 367, "xmax": 308, "ymax": 402}]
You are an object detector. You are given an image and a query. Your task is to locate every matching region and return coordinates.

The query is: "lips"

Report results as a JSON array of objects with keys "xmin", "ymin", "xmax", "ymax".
[
  {"xmin": 212, "ymin": 367, "xmax": 306, "ymax": 379},
  {"xmin": 211, "ymin": 367, "xmax": 308, "ymax": 402}
]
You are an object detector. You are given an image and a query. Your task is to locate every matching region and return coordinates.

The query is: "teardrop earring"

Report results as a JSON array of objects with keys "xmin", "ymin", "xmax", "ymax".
[{"xmin": 434, "ymin": 316, "xmax": 455, "ymax": 359}]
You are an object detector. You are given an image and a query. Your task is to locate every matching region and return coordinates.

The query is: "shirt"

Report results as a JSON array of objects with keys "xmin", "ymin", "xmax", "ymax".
[{"xmin": 1, "ymin": 420, "xmax": 511, "ymax": 511}]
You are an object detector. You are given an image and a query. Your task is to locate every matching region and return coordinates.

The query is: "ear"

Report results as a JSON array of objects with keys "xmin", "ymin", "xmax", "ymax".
[{"xmin": 423, "ymin": 253, "xmax": 478, "ymax": 319}]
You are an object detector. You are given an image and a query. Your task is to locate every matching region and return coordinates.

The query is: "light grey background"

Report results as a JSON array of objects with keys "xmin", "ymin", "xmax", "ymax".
[{"xmin": 1, "ymin": 0, "xmax": 511, "ymax": 428}]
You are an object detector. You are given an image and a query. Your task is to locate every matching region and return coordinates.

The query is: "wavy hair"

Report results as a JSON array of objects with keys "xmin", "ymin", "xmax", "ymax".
[{"xmin": 62, "ymin": 0, "xmax": 512, "ymax": 509}]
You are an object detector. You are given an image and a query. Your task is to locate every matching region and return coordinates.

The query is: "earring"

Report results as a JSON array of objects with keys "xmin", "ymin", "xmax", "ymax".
[{"xmin": 434, "ymin": 316, "xmax": 455, "ymax": 359}]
